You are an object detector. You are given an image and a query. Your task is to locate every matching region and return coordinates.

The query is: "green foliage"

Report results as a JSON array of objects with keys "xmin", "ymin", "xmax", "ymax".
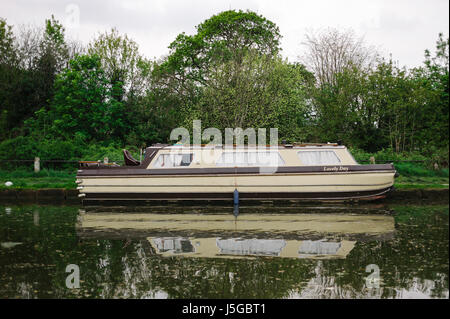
[
  {"xmin": 351, "ymin": 146, "xmax": 448, "ymax": 169},
  {"xmin": 395, "ymin": 162, "xmax": 448, "ymax": 178},
  {"xmin": 88, "ymin": 28, "xmax": 145, "ymax": 100},
  {"xmin": 373, "ymin": 149, "xmax": 428, "ymax": 163},
  {"xmin": 308, "ymin": 66, "xmax": 382, "ymax": 149},
  {"xmin": 0, "ymin": 18, "xmax": 23, "ymax": 139},
  {"xmin": 164, "ymin": 10, "xmax": 281, "ymax": 83},
  {"xmin": 0, "ymin": 13, "xmax": 447, "ymax": 169},
  {"xmin": 0, "ymin": 18, "xmax": 17, "ymax": 65},
  {"xmin": 0, "ymin": 15, "xmax": 70, "ymax": 141},
  {"xmin": 28, "ymin": 54, "xmax": 127, "ymax": 142},
  {"xmin": 351, "ymin": 147, "xmax": 429, "ymax": 164},
  {"xmin": 427, "ymin": 146, "xmax": 449, "ymax": 167},
  {"xmin": 0, "ymin": 136, "xmax": 40, "ymax": 161},
  {"xmin": 184, "ymin": 51, "xmax": 309, "ymax": 142},
  {"xmin": 0, "ymin": 170, "xmax": 76, "ymax": 189},
  {"xmin": 154, "ymin": 11, "xmax": 307, "ymax": 144},
  {"xmin": 0, "ymin": 135, "xmax": 84, "ymax": 170},
  {"xmin": 157, "ymin": 9, "xmax": 282, "ymax": 106},
  {"xmin": 0, "ymin": 168, "xmax": 74, "ymax": 179},
  {"xmin": 349, "ymin": 147, "xmax": 448, "ymax": 187},
  {"xmin": 418, "ymin": 33, "xmax": 449, "ymax": 149},
  {"xmin": 0, "ymin": 135, "xmax": 141, "ymax": 164},
  {"xmin": 79, "ymin": 143, "xmax": 140, "ymax": 162},
  {"xmin": 308, "ymin": 59, "xmax": 439, "ymax": 152}
]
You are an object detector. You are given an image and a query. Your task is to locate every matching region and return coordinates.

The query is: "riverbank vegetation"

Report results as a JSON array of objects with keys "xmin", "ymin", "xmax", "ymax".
[
  {"xmin": 0, "ymin": 161, "xmax": 447, "ymax": 190},
  {"xmin": 0, "ymin": 169, "xmax": 75, "ymax": 189},
  {"xmin": 0, "ymin": 10, "xmax": 448, "ymax": 172}
]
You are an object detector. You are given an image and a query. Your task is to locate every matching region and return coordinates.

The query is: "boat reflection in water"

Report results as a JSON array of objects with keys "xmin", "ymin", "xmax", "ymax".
[
  {"xmin": 76, "ymin": 206, "xmax": 395, "ymax": 260},
  {"xmin": 149, "ymin": 237, "xmax": 356, "ymax": 259}
]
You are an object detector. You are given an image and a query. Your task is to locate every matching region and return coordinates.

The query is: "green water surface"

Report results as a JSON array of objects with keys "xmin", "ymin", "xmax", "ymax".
[{"xmin": 0, "ymin": 204, "xmax": 448, "ymax": 299}]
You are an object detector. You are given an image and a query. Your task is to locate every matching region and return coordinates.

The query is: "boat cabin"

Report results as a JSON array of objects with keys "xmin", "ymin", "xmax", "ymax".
[{"xmin": 122, "ymin": 143, "xmax": 358, "ymax": 170}]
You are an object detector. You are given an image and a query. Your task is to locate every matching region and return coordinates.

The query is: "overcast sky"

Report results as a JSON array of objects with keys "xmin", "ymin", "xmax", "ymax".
[{"xmin": 1, "ymin": 0, "xmax": 448, "ymax": 68}]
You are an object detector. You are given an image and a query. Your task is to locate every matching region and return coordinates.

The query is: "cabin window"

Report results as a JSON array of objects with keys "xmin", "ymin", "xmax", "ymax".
[
  {"xmin": 153, "ymin": 154, "xmax": 193, "ymax": 168},
  {"xmin": 297, "ymin": 151, "xmax": 341, "ymax": 165},
  {"xmin": 152, "ymin": 238, "xmax": 194, "ymax": 253},
  {"xmin": 216, "ymin": 151, "xmax": 285, "ymax": 167},
  {"xmin": 299, "ymin": 241, "xmax": 341, "ymax": 255}
]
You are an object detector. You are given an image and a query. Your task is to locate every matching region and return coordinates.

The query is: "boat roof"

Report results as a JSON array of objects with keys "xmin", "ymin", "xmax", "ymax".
[{"xmin": 148, "ymin": 143, "xmax": 347, "ymax": 150}]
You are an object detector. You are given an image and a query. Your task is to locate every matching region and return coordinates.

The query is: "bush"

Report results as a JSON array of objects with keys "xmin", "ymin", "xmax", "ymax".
[
  {"xmin": 0, "ymin": 131, "xmax": 144, "ymax": 163},
  {"xmin": 426, "ymin": 146, "xmax": 449, "ymax": 168},
  {"xmin": 348, "ymin": 147, "xmax": 439, "ymax": 165},
  {"xmin": 395, "ymin": 162, "xmax": 449, "ymax": 177},
  {"xmin": 0, "ymin": 136, "xmax": 39, "ymax": 161},
  {"xmin": 373, "ymin": 149, "xmax": 427, "ymax": 163},
  {"xmin": 348, "ymin": 148, "xmax": 373, "ymax": 163},
  {"xmin": 80, "ymin": 144, "xmax": 141, "ymax": 163}
]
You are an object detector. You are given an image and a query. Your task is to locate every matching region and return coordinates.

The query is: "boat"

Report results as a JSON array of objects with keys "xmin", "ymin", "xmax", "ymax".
[
  {"xmin": 76, "ymin": 206, "xmax": 396, "ymax": 259},
  {"xmin": 147, "ymin": 237, "xmax": 357, "ymax": 260},
  {"xmin": 75, "ymin": 143, "xmax": 397, "ymax": 202}
]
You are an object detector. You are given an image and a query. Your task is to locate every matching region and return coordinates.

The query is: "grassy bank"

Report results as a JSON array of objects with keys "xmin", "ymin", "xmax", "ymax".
[
  {"xmin": 0, "ymin": 169, "xmax": 76, "ymax": 189},
  {"xmin": 0, "ymin": 162, "xmax": 448, "ymax": 190},
  {"xmin": 393, "ymin": 163, "xmax": 449, "ymax": 189}
]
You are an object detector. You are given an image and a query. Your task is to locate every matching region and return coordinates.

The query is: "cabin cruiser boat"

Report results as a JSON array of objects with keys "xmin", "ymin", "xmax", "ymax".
[
  {"xmin": 76, "ymin": 143, "xmax": 397, "ymax": 202},
  {"xmin": 147, "ymin": 237, "xmax": 357, "ymax": 260},
  {"xmin": 76, "ymin": 207, "xmax": 396, "ymax": 259}
]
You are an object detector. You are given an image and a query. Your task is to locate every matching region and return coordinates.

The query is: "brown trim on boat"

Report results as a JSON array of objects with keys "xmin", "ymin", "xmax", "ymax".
[
  {"xmin": 123, "ymin": 149, "xmax": 140, "ymax": 166},
  {"xmin": 80, "ymin": 182, "xmax": 393, "ymax": 188},
  {"xmin": 81, "ymin": 187, "xmax": 393, "ymax": 201},
  {"xmin": 83, "ymin": 183, "xmax": 392, "ymax": 192},
  {"xmin": 77, "ymin": 164, "xmax": 395, "ymax": 177}
]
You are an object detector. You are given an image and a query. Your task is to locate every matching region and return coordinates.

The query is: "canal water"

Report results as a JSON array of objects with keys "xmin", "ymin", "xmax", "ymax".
[{"xmin": 0, "ymin": 204, "xmax": 448, "ymax": 299}]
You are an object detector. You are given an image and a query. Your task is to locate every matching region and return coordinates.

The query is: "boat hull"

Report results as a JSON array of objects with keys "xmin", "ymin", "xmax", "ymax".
[
  {"xmin": 77, "ymin": 166, "xmax": 396, "ymax": 202},
  {"xmin": 79, "ymin": 187, "xmax": 393, "ymax": 201}
]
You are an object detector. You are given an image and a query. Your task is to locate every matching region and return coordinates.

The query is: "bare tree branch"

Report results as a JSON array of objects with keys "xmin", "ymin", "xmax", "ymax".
[{"xmin": 299, "ymin": 27, "xmax": 378, "ymax": 87}]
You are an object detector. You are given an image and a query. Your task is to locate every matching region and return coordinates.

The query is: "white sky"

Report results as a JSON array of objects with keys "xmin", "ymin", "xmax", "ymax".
[{"xmin": 1, "ymin": 0, "xmax": 449, "ymax": 68}]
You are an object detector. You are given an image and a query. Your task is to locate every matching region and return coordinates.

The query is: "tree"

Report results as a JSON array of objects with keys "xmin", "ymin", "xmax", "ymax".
[
  {"xmin": 300, "ymin": 28, "xmax": 378, "ymax": 87},
  {"xmin": 307, "ymin": 58, "xmax": 434, "ymax": 152},
  {"xmin": 0, "ymin": 16, "xmax": 77, "ymax": 141},
  {"xmin": 31, "ymin": 54, "xmax": 126, "ymax": 143},
  {"xmin": 88, "ymin": 28, "xmax": 144, "ymax": 101},
  {"xmin": 0, "ymin": 18, "xmax": 19, "ymax": 139},
  {"xmin": 16, "ymin": 23, "xmax": 43, "ymax": 70},
  {"xmin": 306, "ymin": 66, "xmax": 370, "ymax": 148},
  {"xmin": 157, "ymin": 10, "xmax": 281, "ymax": 98},
  {"xmin": 417, "ymin": 33, "xmax": 449, "ymax": 150},
  {"xmin": 87, "ymin": 28, "xmax": 151, "ymax": 146},
  {"xmin": 184, "ymin": 50, "xmax": 309, "ymax": 142},
  {"xmin": 40, "ymin": 15, "xmax": 69, "ymax": 72},
  {"xmin": 136, "ymin": 10, "xmax": 285, "ymax": 145},
  {"xmin": 0, "ymin": 18, "xmax": 17, "ymax": 65},
  {"xmin": 34, "ymin": 15, "xmax": 69, "ymax": 100},
  {"xmin": 369, "ymin": 61, "xmax": 426, "ymax": 153}
]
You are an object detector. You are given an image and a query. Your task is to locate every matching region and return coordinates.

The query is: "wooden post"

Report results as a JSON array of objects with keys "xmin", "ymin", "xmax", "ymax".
[
  {"xmin": 34, "ymin": 210, "xmax": 39, "ymax": 226},
  {"xmin": 34, "ymin": 157, "xmax": 40, "ymax": 173}
]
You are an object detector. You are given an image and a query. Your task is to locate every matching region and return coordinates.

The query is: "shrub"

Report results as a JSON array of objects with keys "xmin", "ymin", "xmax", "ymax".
[
  {"xmin": 79, "ymin": 144, "xmax": 141, "ymax": 163},
  {"xmin": 395, "ymin": 162, "xmax": 448, "ymax": 177},
  {"xmin": 348, "ymin": 148, "xmax": 373, "ymax": 163},
  {"xmin": 0, "ymin": 136, "xmax": 39, "ymax": 160},
  {"xmin": 373, "ymin": 149, "xmax": 427, "ymax": 163}
]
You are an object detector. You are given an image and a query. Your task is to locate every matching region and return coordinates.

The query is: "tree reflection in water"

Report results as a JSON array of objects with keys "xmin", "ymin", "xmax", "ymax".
[{"xmin": 0, "ymin": 204, "xmax": 447, "ymax": 298}]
